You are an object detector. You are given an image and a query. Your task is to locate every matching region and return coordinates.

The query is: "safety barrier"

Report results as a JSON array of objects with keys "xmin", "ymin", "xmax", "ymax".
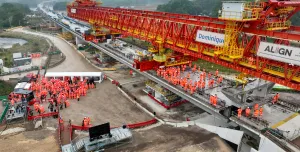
[
  {"xmin": 0, "ymin": 66, "xmax": 39, "ymax": 77},
  {"xmin": 147, "ymin": 93, "xmax": 188, "ymax": 109},
  {"xmin": 27, "ymin": 112, "xmax": 59, "ymax": 121},
  {"xmin": 0, "ymin": 96, "xmax": 7, "ymax": 100},
  {"xmin": 0, "ymin": 96, "xmax": 8, "ymax": 106},
  {"xmin": 31, "ymin": 53, "xmax": 42, "ymax": 58},
  {"xmin": 69, "ymin": 118, "xmax": 158, "ymax": 139},
  {"xmin": 0, "ymin": 104, "xmax": 9, "ymax": 123},
  {"xmin": 127, "ymin": 118, "xmax": 157, "ymax": 129},
  {"xmin": 100, "ymin": 68, "xmax": 117, "ymax": 71},
  {"xmin": 48, "ymin": 50, "xmax": 61, "ymax": 55},
  {"xmin": 57, "ymin": 114, "xmax": 63, "ymax": 152}
]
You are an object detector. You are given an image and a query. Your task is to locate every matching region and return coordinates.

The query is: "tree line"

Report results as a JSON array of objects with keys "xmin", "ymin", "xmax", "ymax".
[
  {"xmin": 53, "ymin": 2, "xmax": 68, "ymax": 11},
  {"xmin": 157, "ymin": 0, "xmax": 300, "ymax": 26},
  {"xmin": 0, "ymin": 3, "xmax": 31, "ymax": 28}
]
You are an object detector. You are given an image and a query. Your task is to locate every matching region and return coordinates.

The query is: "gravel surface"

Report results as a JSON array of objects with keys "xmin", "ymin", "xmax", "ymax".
[
  {"xmin": 0, "ymin": 129, "xmax": 59, "ymax": 152},
  {"xmin": 106, "ymin": 125, "xmax": 233, "ymax": 152}
]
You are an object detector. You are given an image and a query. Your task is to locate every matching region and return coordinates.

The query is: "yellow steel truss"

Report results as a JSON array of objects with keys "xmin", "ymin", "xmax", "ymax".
[
  {"xmin": 152, "ymin": 42, "xmax": 167, "ymax": 62},
  {"xmin": 277, "ymin": 7, "xmax": 295, "ymax": 14},
  {"xmin": 215, "ymin": 21, "xmax": 244, "ymax": 59},
  {"xmin": 265, "ymin": 21, "xmax": 291, "ymax": 31}
]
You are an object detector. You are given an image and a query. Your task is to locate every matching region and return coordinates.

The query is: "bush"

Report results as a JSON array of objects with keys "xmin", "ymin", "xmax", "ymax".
[{"xmin": 0, "ymin": 80, "xmax": 14, "ymax": 96}]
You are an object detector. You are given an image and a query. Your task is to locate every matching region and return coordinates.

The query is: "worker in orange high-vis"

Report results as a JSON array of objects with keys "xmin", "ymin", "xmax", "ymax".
[
  {"xmin": 254, "ymin": 103, "xmax": 259, "ymax": 111},
  {"xmin": 215, "ymin": 69, "xmax": 219, "ymax": 77},
  {"xmin": 272, "ymin": 93, "xmax": 280, "ymax": 104},
  {"xmin": 213, "ymin": 94, "xmax": 218, "ymax": 107},
  {"xmin": 259, "ymin": 106, "xmax": 263, "ymax": 117},
  {"xmin": 38, "ymin": 105, "xmax": 45, "ymax": 114},
  {"xmin": 34, "ymin": 103, "xmax": 39, "ymax": 112},
  {"xmin": 208, "ymin": 73, "xmax": 212, "ymax": 79},
  {"xmin": 237, "ymin": 107, "xmax": 242, "ymax": 118},
  {"xmin": 65, "ymin": 100, "xmax": 70, "ymax": 108},
  {"xmin": 217, "ymin": 76, "xmax": 223, "ymax": 84},
  {"xmin": 245, "ymin": 107, "xmax": 251, "ymax": 117},
  {"xmin": 84, "ymin": 117, "xmax": 89, "ymax": 127},
  {"xmin": 59, "ymin": 116, "xmax": 64, "ymax": 130},
  {"xmin": 201, "ymin": 81, "xmax": 205, "ymax": 90},
  {"xmin": 87, "ymin": 117, "xmax": 91, "ymax": 126},
  {"xmin": 208, "ymin": 80, "xmax": 212, "ymax": 88},
  {"xmin": 70, "ymin": 92, "xmax": 73, "ymax": 99},
  {"xmin": 10, "ymin": 99, "xmax": 15, "ymax": 106},
  {"xmin": 253, "ymin": 109, "xmax": 259, "ymax": 118},
  {"xmin": 77, "ymin": 93, "xmax": 80, "ymax": 102},
  {"xmin": 210, "ymin": 95, "xmax": 213, "ymax": 105},
  {"xmin": 82, "ymin": 117, "xmax": 87, "ymax": 127},
  {"xmin": 130, "ymin": 70, "xmax": 133, "ymax": 75}
]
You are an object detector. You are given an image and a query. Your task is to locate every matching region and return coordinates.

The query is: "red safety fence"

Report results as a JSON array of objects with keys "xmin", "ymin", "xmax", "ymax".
[
  {"xmin": 57, "ymin": 115, "xmax": 63, "ymax": 151},
  {"xmin": 148, "ymin": 94, "xmax": 188, "ymax": 109},
  {"xmin": 27, "ymin": 112, "xmax": 59, "ymax": 121},
  {"xmin": 31, "ymin": 53, "xmax": 41, "ymax": 58},
  {"xmin": 127, "ymin": 118, "xmax": 157, "ymax": 129},
  {"xmin": 169, "ymin": 100, "xmax": 188, "ymax": 108},
  {"xmin": 28, "ymin": 100, "xmax": 38, "ymax": 106},
  {"xmin": 69, "ymin": 118, "xmax": 158, "ymax": 139}
]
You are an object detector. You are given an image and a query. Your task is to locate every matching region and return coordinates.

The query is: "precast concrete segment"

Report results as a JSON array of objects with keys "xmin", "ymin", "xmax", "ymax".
[{"xmin": 50, "ymin": 18, "xmax": 229, "ymax": 122}]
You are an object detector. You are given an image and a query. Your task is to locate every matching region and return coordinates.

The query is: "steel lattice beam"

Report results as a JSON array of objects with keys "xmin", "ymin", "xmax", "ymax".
[{"xmin": 67, "ymin": 4, "xmax": 300, "ymax": 90}]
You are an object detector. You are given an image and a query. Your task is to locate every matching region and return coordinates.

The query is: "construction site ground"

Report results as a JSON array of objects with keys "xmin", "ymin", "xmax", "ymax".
[
  {"xmin": 106, "ymin": 125, "xmax": 233, "ymax": 152},
  {"xmin": 59, "ymin": 80, "xmax": 152, "ymax": 127},
  {"xmin": 3, "ymin": 28, "xmax": 300, "ymax": 151},
  {"xmin": 0, "ymin": 121, "xmax": 59, "ymax": 152}
]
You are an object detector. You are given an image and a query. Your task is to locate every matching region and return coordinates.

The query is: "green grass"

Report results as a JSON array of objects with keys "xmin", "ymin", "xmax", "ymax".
[
  {"xmin": 26, "ymin": 17, "xmax": 44, "ymax": 28},
  {"xmin": 0, "ymin": 52, "xmax": 13, "ymax": 67},
  {"xmin": 0, "ymin": 80, "xmax": 14, "ymax": 96},
  {"xmin": 121, "ymin": 37, "xmax": 150, "ymax": 49},
  {"xmin": 193, "ymin": 59, "xmax": 239, "ymax": 75}
]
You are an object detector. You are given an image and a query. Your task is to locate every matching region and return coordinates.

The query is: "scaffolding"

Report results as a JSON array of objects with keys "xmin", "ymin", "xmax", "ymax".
[{"xmin": 215, "ymin": 21, "xmax": 244, "ymax": 59}]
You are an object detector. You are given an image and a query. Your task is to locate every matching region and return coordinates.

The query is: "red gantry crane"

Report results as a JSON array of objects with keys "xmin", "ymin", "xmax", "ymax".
[{"xmin": 67, "ymin": 0, "xmax": 300, "ymax": 90}]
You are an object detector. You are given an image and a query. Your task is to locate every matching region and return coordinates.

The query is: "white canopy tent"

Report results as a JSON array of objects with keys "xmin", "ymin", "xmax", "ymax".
[
  {"xmin": 45, "ymin": 72, "xmax": 103, "ymax": 83},
  {"xmin": 15, "ymin": 82, "xmax": 31, "ymax": 90}
]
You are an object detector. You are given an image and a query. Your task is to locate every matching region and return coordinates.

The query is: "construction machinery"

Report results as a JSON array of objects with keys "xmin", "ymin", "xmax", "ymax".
[{"xmin": 66, "ymin": 0, "xmax": 300, "ymax": 90}]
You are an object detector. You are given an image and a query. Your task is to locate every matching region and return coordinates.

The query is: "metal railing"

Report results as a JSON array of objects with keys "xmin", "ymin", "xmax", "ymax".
[
  {"xmin": 266, "ymin": 21, "xmax": 291, "ymax": 30},
  {"xmin": 153, "ymin": 54, "xmax": 166, "ymax": 62},
  {"xmin": 219, "ymin": 10, "xmax": 259, "ymax": 21},
  {"xmin": 0, "ymin": 104, "xmax": 9, "ymax": 123}
]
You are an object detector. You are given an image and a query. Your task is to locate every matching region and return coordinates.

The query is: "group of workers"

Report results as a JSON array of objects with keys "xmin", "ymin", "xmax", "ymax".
[
  {"xmin": 156, "ymin": 62, "xmax": 223, "ymax": 95},
  {"xmin": 25, "ymin": 74, "xmax": 96, "ymax": 121},
  {"xmin": 209, "ymin": 94, "xmax": 218, "ymax": 107},
  {"xmin": 236, "ymin": 93, "xmax": 281, "ymax": 120},
  {"xmin": 237, "ymin": 104, "xmax": 264, "ymax": 119},
  {"xmin": 82, "ymin": 117, "xmax": 91, "ymax": 127},
  {"xmin": 9, "ymin": 94, "xmax": 28, "ymax": 106}
]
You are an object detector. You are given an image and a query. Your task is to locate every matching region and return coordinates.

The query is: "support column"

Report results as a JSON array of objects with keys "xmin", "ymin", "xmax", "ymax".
[{"xmin": 75, "ymin": 36, "xmax": 87, "ymax": 46}]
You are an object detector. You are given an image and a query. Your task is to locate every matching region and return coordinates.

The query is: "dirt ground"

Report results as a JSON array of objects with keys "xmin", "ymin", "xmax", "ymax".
[
  {"xmin": 0, "ymin": 129, "xmax": 59, "ymax": 152},
  {"xmin": 59, "ymin": 80, "xmax": 152, "ymax": 127},
  {"xmin": 106, "ymin": 125, "xmax": 233, "ymax": 152}
]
